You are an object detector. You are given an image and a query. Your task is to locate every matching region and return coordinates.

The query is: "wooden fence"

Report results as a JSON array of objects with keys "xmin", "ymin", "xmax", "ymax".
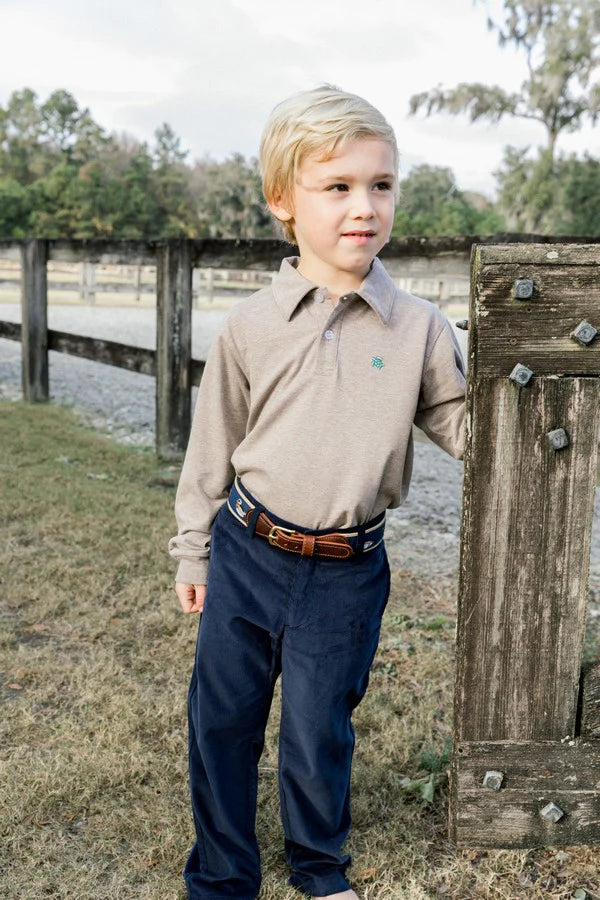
[
  {"xmin": 450, "ymin": 242, "xmax": 600, "ymax": 848},
  {"xmin": 1, "ymin": 235, "xmax": 599, "ymax": 459},
  {"xmin": 0, "ymin": 258, "xmax": 273, "ymax": 305}
]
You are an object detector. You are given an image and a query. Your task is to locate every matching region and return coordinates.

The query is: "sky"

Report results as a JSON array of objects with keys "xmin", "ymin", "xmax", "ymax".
[{"xmin": 1, "ymin": 0, "xmax": 598, "ymax": 198}]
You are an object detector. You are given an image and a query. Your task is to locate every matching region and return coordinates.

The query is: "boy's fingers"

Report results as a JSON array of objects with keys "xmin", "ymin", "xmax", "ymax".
[
  {"xmin": 194, "ymin": 584, "xmax": 207, "ymax": 612},
  {"xmin": 175, "ymin": 582, "xmax": 207, "ymax": 615}
]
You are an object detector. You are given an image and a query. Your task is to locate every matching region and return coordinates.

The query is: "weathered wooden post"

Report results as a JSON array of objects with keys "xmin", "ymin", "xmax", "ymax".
[
  {"xmin": 450, "ymin": 243, "xmax": 600, "ymax": 848},
  {"xmin": 155, "ymin": 239, "xmax": 193, "ymax": 460},
  {"xmin": 134, "ymin": 264, "xmax": 142, "ymax": 303},
  {"xmin": 21, "ymin": 239, "xmax": 49, "ymax": 402},
  {"xmin": 79, "ymin": 261, "xmax": 96, "ymax": 304}
]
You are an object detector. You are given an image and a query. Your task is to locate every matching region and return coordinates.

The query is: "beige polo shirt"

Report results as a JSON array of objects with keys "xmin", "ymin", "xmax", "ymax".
[{"xmin": 169, "ymin": 255, "xmax": 466, "ymax": 584}]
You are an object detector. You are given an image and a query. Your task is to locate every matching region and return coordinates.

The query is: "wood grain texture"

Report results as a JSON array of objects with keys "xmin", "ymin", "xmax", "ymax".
[
  {"xmin": 20, "ymin": 239, "xmax": 48, "ymax": 403},
  {"xmin": 471, "ymin": 262, "xmax": 600, "ymax": 376},
  {"xmin": 48, "ymin": 331, "xmax": 155, "ymax": 375},
  {"xmin": 155, "ymin": 240, "xmax": 193, "ymax": 460},
  {"xmin": 452, "ymin": 243, "xmax": 600, "ymax": 847},
  {"xmin": 477, "ymin": 244, "xmax": 600, "ymax": 267},
  {"xmin": 456, "ymin": 375, "xmax": 599, "ymax": 741},
  {"xmin": 0, "ymin": 321, "xmax": 206, "ymax": 388},
  {"xmin": 450, "ymin": 740, "xmax": 600, "ymax": 847},
  {"xmin": 581, "ymin": 662, "xmax": 600, "ymax": 739},
  {"xmin": 1, "ymin": 235, "xmax": 598, "ymax": 268}
]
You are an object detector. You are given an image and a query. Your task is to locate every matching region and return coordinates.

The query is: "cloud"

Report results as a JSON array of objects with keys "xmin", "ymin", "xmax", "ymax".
[{"xmin": 0, "ymin": 0, "xmax": 596, "ymax": 198}]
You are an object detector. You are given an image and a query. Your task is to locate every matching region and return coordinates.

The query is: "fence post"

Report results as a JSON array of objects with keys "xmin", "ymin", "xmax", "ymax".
[
  {"xmin": 134, "ymin": 265, "xmax": 142, "ymax": 303},
  {"xmin": 155, "ymin": 239, "xmax": 192, "ymax": 459},
  {"xmin": 21, "ymin": 239, "xmax": 49, "ymax": 402},
  {"xmin": 450, "ymin": 242, "xmax": 600, "ymax": 848}
]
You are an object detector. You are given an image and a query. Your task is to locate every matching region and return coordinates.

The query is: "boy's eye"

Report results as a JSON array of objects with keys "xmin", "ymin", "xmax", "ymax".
[{"xmin": 326, "ymin": 181, "xmax": 393, "ymax": 192}]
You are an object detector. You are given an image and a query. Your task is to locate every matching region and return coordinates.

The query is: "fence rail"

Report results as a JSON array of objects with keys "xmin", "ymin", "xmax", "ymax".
[
  {"xmin": 0, "ymin": 258, "xmax": 273, "ymax": 305},
  {"xmin": 2, "ymin": 235, "xmax": 599, "ymax": 458}
]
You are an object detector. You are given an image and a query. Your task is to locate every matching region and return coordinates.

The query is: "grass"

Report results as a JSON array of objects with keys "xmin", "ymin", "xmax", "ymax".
[{"xmin": 1, "ymin": 398, "xmax": 599, "ymax": 899}]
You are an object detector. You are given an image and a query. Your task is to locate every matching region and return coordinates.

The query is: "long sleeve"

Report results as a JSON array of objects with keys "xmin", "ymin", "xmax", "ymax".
[
  {"xmin": 413, "ymin": 318, "xmax": 466, "ymax": 460},
  {"xmin": 168, "ymin": 317, "xmax": 250, "ymax": 584}
]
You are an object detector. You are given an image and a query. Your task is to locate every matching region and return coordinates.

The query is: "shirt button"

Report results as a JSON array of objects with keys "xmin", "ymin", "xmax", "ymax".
[{"xmin": 324, "ymin": 329, "xmax": 335, "ymax": 341}]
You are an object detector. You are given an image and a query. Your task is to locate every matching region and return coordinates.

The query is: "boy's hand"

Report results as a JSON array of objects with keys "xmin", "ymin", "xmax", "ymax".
[{"xmin": 176, "ymin": 582, "xmax": 206, "ymax": 615}]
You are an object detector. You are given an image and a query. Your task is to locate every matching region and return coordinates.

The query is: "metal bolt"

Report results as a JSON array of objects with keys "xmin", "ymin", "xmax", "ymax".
[
  {"xmin": 570, "ymin": 320, "xmax": 598, "ymax": 345},
  {"xmin": 514, "ymin": 279, "xmax": 535, "ymax": 300},
  {"xmin": 540, "ymin": 801, "xmax": 565, "ymax": 823},
  {"xmin": 482, "ymin": 770, "xmax": 504, "ymax": 791},
  {"xmin": 547, "ymin": 428, "xmax": 570, "ymax": 451},
  {"xmin": 509, "ymin": 363, "xmax": 534, "ymax": 386},
  {"xmin": 455, "ymin": 319, "xmax": 468, "ymax": 331}
]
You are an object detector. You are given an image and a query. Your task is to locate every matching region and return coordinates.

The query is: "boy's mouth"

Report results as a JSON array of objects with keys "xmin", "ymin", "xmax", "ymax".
[{"xmin": 342, "ymin": 231, "xmax": 376, "ymax": 244}]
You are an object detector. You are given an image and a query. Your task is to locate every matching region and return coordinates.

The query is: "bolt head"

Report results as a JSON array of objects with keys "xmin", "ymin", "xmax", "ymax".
[
  {"xmin": 570, "ymin": 320, "xmax": 598, "ymax": 345},
  {"xmin": 482, "ymin": 770, "xmax": 504, "ymax": 791},
  {"xmin": 509, "ymin": 363, "xmax": 534, "ymax": 386},
  {"xmin": 540, "ymin": 801, "xmax": 565, "ymax": 823},
  {"xmin": 514, "ymin": 279, "xmax": 535, "ymax": 300},
  {"xmin": 547, "ymin": 428, "xmax": 569, "ymax": 451}
]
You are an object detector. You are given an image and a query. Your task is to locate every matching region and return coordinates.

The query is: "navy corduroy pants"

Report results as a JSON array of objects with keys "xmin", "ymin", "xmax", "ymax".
[{"xmin": 184, "ymin": 488, "xmax": 390, "ymax": 899}]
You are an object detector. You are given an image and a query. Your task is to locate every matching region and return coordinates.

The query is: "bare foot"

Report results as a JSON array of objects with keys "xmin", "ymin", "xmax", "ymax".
[{"xmin": 313, "ymin": 891, "xmax": 359, "ymax": 900}]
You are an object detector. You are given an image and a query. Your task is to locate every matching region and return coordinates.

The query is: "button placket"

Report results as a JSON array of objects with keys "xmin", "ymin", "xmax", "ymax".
[{"xmin": 316, "ymin": 306, "xmax": 346, "ymax": 375}]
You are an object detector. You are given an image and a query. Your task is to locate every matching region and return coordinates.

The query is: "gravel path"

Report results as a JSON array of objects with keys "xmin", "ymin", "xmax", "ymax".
[{"xmin": 1, "ymin": 302, "xmax": 598, "ymax": 589}]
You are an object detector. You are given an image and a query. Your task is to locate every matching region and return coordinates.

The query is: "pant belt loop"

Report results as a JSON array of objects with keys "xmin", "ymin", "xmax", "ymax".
[
  {"xmin": 354, "ymin": 523, "xmax": 366, "ymax": 555},
  {"xmin": 245, "ymin": 503, "xmax": 261, "ymax": 537}
]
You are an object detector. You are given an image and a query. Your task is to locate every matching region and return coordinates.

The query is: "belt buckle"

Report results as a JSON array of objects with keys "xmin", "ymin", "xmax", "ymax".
[{"xmin": 268, "ymin": 524, "xmax": 295, "ymax": 548}]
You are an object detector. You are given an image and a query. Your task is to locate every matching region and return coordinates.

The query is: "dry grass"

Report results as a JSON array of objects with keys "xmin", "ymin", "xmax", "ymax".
[{"xmin": 1, "ymin": 399, "xmax": 599, "ymax": 899}]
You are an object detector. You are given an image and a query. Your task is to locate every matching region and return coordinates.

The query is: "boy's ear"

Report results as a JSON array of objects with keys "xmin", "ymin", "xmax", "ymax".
[{"xmin": 267, "ymin": 191, "xmax": 294, "ymax": 224}]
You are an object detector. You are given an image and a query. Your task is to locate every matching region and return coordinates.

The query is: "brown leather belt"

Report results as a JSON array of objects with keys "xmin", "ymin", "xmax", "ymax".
[{"xmin": 254, "ymin": 512, "xmax": 355, "ymax": 559}]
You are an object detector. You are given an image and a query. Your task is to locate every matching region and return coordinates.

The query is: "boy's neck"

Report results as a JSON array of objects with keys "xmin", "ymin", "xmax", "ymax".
[{"xmin": 296, "ymin": 258, "xmax": 373, "ymax": 304}]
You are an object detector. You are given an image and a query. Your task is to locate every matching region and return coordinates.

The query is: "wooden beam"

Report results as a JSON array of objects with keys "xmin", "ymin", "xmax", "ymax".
[
  {"xmin": 47, "ymin": 239, "xmax": 156, "ymax": 266},
  {"xmin": 469, "ymin": 255, "xmax": 600, "ymax": 377},
  {"xmin": 48, "ymin": 330, "xmax": 155, "ymax": 375},
  {"xmin": 476, "ymin": 244, "xmax": 600, "ymax": 266},
  {"xmin": 21, "ymin": 239, "xmax": 48, "ymax": 402},
  {"xmin": 155, "ymin": 240, "xmax": 193, "ymax": 460},
  {"xmin": 0, "ymin": 320, "xmax": 206, "ymax": 388},
  {"xmin": 581, "ymin": 662, "xmax": 600, "ymax": 739},
  {"xmin": 456, "ymin": 376, "xmax": 600, "ymax": 742},
  {"xmin": 0, "ymin": 321, "xmax": 21, "ymax": 341},
  {"xmin": 451, "ymin": 242, "xmax": 600, "ymax": 849},
  {"xmin": 450, "ymin": 740, "xmax": 600, "ymax": 847}
]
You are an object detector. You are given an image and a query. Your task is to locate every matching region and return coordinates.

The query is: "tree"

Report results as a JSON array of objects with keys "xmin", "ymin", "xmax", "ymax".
[
  {"xmin": 495, "ymin": 147, "xmax": 600, "ymax": 234},
  {"xmin": 392, "ymin": 164, "xmax": 505, "ymax": 236},
  {"xmin": 0, "ymin": 88, "xmax": 44, "ymax": 183},
  {"xmin": 40, "ymin": 89, "xmax": 108, "ymax": 164},
  {"xmin": 554, "ymin": 153, "xmax": 600, "ymax": 234},
  {"xmin": 190, "ymin": 153, "xmax": 275, "ymax": 239},
  {"xmin": 0, "ymin": 177, "xmax": 29, "ymax": 237},
  {"xmin": 151, "ymin": 125, "xmax": 200, "ymax": 237},
  {"xmin": 153, "ymin": 122, "xmax": 188, "ymax": 168},
  {"xmin": 0, "ymin": 87, "xmax": 285, "ymax": 239},
  {"xmin": 409, "ymin": 0, "xmax": 600, "ymax": 161}
]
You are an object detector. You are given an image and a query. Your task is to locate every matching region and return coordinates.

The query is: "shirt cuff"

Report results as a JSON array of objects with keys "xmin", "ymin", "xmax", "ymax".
[{"xmin": 175, "ymin": 557, "xmax": 210, "ymax": 586}]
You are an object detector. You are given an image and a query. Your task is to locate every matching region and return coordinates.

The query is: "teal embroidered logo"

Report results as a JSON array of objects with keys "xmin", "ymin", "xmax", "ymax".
[{"xmin": 371, "ymin": 355, "xmax": 385, "ymax": 370}]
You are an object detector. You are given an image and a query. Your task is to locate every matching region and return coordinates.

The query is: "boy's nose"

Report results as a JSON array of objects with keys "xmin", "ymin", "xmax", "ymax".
[{"xmin": 349, "ymin": 190, "xmax": 376, "ymax": 218}]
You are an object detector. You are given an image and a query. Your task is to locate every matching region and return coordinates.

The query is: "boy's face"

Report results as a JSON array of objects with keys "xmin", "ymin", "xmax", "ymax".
[{"xmin": 269, "ymin": 137, "xmax": 396, "ymax": 292}]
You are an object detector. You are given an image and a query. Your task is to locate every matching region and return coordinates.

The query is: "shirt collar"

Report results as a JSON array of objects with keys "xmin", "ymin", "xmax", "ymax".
[{"xmin": 272, "ymin": 256, "xmax": 395, "ymax": 325}]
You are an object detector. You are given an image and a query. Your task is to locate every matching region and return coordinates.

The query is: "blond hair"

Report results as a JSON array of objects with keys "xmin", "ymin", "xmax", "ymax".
[{"xmin": 260, "ymin": 85, "xmax": 399, "ymax": 243}]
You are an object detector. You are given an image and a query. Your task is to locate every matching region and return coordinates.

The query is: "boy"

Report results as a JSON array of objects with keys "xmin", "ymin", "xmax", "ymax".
[{"xmin": 169, "ymin": 85, "xmax": 466, "ymax": 900}]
